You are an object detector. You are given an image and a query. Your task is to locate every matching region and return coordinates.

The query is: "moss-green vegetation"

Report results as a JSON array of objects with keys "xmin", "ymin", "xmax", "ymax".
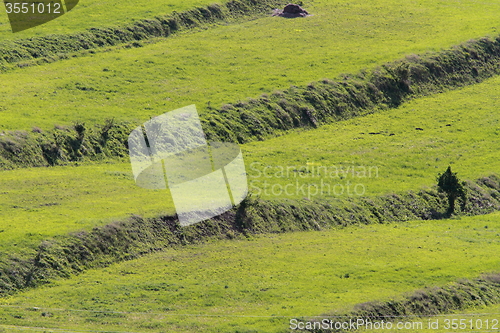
[
  {"xmin": 243, "ymin": 74, "xmax": 500, "ymax": 199},
  {"xmin": 0, "ymin": 173, "xmax": 497, "ymax": 322},
  {"xmin": 0, "ymin": 162, "xmax": 175, "ymax": 261},
  {"xmin": 2, "ymin": 0, "xmax": 500, "ymax": 331},
  {"xmin": 1, "ymin": 69, "xmax": 499, "ymax": 277},
  {"xmin": 0, "ymin": 121, "xmax": 134, "ymax": 169},
  {"xmin": 0, "ymin": 0, "xmax": 288, "ymax": 66},
  {"xmin": 0, "ymin": 0, "xmax": 229, "ymax": 41},
  {"xmin": 4, "ymin": 67, "xmax": 498, "ymax": 234},
  {"xmin": 0, "ymin": 213, "xmax": 499, "ymax": 332},
  {"xmin": 1, "ymin": 0, "xmax": 500, "ymax": 131},
  {"xmin": 4, "ymin": 33, "xmax": 500, "ymax": 169},
  {"xmin": 1, "ymin": 68, "xmax": 500, "ymax": 298},
  {"xmin": 309, "ymin": 274, "xmax": 500, "ymax": 333}
]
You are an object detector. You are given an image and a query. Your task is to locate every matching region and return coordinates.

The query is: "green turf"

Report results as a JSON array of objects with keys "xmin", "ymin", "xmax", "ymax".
[
  {"xmin": 0, "ymin": 162, "xmax": 174, "ymax": 255},
  {"xmin": 0, "ymin": 0, "xmax": 220, "ymax": 40},
  {"xmin": 2, "ymin": 1, "xmax": 500, "ymax": 331},
  {"xmin": 243, "ymin": 73, "xmax": 500, "ymax": 200},
  {"xmin": 0, "ymin": 212, "xmax": 498, "ymax": 332},
  {"xmin": 2, "ymin": 0, "xmax": 500, "ymax": 130},
  {"xmin": 1, "ymin": 72, "xmax": 499, "ymax": 260}
]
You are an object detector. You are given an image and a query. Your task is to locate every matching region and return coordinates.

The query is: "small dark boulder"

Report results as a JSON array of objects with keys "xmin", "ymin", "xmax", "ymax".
[
  {"xmin": 283, "ymin": 4, "xmax": 307, "ymax": 14},
  {"xmin": 273, "ymin": 3, "xmax": 310, "ymax": 18}
]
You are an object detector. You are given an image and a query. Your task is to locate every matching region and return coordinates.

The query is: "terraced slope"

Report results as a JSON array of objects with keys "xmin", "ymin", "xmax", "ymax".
[
  {"xmin": 0, "ymin": 213, "xmax": 498, "ymax": 332},
  {"xmin": 242, "ymin": 74, "xmax": 500, "ymax": 199},
  {"xmin": 2, "ymin": 71, "xmax": 500, "ymax": 258},
  {"xmin": 0, "ymin": 0, "xmax": 496, "ymax": 278},
  {"xmin": 1, "ymin": 0, "xmax": 500, "ymax": 332},
  {"xmin": 0, "ymin": 0, "xmax": 228, "ymax": 41},
  {"xmin": 1, "ymin": 0, "xmax": 500, "ymax": 130}
]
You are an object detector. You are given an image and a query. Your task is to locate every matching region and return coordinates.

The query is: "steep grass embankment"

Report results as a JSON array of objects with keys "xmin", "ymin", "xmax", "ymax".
[
  {"xmin": 201, "ymin": 36, "xmax": 500, "ymax": 142},
  {"xmin": 303, "ymin": 273, "xmax": 500, "ymax": 333},
  {"xmin": 0, "ymin": 174, "xmax": 499, "ymax": 296},
  {"xmin": 1, "ymin": 214, "xmax": 499, "ymax": 332},
  {"xmin": 2, "ymin": 35, "xmax": 500, "ymax": 169},
  {"xmin": 0, "ymin": 0, "xmax": 231, "ymax": 41},
  {"xmin": 2, "ymin": 0, "xmax": 500, "ymax": 132},
  {"xmin": 0, "ymin": 0, "xmax": 288, "ymax": 67}
]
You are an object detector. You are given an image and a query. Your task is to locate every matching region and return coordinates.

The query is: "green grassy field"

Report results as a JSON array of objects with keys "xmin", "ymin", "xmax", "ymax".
[
  {"xmin": 2, "ymin": 0, "xmax": 500, "ymax": 331},
  {"xmin": 2, "ymin": 0, "xmax": 500, "ymax": 130},
  {"xmin": 243, "ymin": 73, "xmax": 500, "ymax": 200},
  {"xmin": 0, "ymin": 212, "xmax": 498, "ymax": 332},
  {"xmin": 0, "ymin": 0, "xmax": 220, "ymax": 40},
  {"xmin": 1, "ymin": 71, "xmax": 499, "ymax": 264},
  {"xmin": 0, "ymin": 162, "xmax": 174, "ymax": 254}
]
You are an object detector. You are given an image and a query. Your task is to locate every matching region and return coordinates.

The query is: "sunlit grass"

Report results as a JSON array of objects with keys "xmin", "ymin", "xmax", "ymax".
[
  {"xmin": 243, "ymin": 74, "xmax": 500, "ymax": 200},
  {"xmin": 0, "ymin": 212, "xmax": 498, "ymax": 332},
  {"xmin": 2, "ymin": 73, "xmax": 499, "ymax": 258},
  {"xmin": 2, "ymin": 0, "xmax": 500, "ymax": 130},
  {"xmin": 0, "ymin": 0, "xmax": 220, "ymax": 40}
]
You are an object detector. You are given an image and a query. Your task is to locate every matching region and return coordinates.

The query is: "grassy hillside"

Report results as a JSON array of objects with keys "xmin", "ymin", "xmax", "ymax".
[
  {"xmin": 0, "ymin": 0, "xmax": 290, "ymax": 67},
  {"xmin": 1, "ymin": 0, "xmax": 500, "ymax": 331},
  {"xmin": 243, "ymin": 73, "xmax": 500, "ymax": 200},
  {"xmin": 0, "ymin": 162, "xmax": 174, "ymax": 252},
  {"xmin": 1, "ymin": 0, "xmax": 500, "ymax": 130},
  {"xmin": 0, "ymin": 213, "xmax": 498, "ymax": 332},
  {"xmin": 2, "ymin": 71, "xmax": 499, "ymax": 260},
  {"xmin": 5, "ymin": 33, "xmax": 500, "ymax": 170},
  {"xmin": 0, "ymin": 0, "xmax": 223, "ymax": 41}
]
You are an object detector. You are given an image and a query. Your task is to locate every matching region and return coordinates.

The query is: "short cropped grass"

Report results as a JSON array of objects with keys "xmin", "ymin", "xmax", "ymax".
[
  {"xmin": 0, "ymin": 0, "xmax": 219, "ymax": 40},
  {"xmin": 1, "ymin": 70, "xmax": 500, "ymax": 259},
  {"xmin": 243, "ymin": 74, "xmax": 500, "ymax": 200},
  {"xmin": 2, "ymin": 0, "xmax": 500, "ymax": 130},
  {"xmin": 1, "ymin": 1, "xmax": 500, "ymax": 332},
  {"xmin": 0, "ymin": 212, "xmax": 499, "ymax": 332},
  {"xmin": 0, "ymin": 162, "xmax": 173, "ymax": 256}
]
